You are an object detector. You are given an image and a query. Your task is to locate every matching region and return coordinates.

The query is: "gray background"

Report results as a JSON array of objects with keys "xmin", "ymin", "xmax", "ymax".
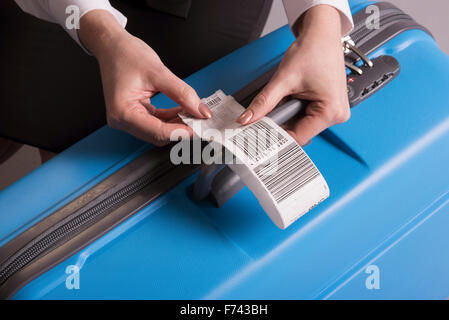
[{"xmin": 1, "ymin": 0, "xmax": 449, "ymax": 190}]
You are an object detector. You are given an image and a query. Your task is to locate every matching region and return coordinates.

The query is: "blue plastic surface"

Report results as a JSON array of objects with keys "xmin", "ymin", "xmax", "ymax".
[{"xmin": 1, "ymin": 1, "xmax": 449, "ymax": 299}]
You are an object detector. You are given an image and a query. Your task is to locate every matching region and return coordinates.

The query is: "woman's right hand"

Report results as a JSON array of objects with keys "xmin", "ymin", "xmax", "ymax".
[{"xmin": 78, "ymin": 10, "xmax": 212, "ymax": 146}]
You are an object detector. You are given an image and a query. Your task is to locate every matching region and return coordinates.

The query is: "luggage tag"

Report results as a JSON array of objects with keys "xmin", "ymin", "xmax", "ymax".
[{"xmin": 179, "ymin": 90, "xmax": 329, "ymax": 229}]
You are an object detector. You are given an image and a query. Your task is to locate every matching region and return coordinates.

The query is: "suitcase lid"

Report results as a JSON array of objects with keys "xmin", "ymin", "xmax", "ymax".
[{"xmin": 2, "ymin": 1, "xmax": 449, "ymax": 299}]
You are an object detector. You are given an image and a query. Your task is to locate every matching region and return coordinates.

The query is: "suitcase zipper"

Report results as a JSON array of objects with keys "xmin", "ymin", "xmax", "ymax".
[
  {"xmin": 343, "ymin": 35, "xmax": 373, "ymax": 75},
  {"xmin": 0, "ymin": 159, "xmax": 175, "ymax": 287},
  {"xmin": 351, "ymin": 12, "xmax": 410, "ymax": 44}
]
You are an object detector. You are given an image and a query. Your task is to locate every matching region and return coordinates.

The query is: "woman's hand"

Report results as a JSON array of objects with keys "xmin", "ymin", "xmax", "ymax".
[
  {"xmin": 237, "ymin": 5, "xmax": 350, "ymax": 146},
  {"xmin": 78, "ymin": 10, "xmax": 212, "ymax": 146}
]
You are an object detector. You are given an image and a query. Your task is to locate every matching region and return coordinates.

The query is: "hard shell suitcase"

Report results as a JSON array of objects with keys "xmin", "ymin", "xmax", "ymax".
[{"xmin": 1, "ymin": 0, "xmax": 449, "ymax": 299}]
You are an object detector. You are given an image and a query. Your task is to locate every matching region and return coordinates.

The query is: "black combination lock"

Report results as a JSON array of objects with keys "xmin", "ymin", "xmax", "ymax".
[{"xmin": 346, "ymin": 55, "xmax": 400, "ymax": 107}]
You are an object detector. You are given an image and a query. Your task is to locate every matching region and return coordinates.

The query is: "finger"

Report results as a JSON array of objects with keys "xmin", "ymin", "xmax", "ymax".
[
  {"xmin": 140, "ymin": 98, "xmax": 184, "ymax": 121},
  {"xmin": 284, "ymin": 128, "xmax": 311, "ymax": 147},
  {"xmin": 288, "ymin": 116, "xmax": 328, "ymax": 146},
  {"xmin": 152, "ymin": 106, "xmax": 184, "ymax": 121},
  {"xmin": 155, "ymin": 67, "xmax": 212, "ymax": 119},
  {"xmin": 168, "ymin": 116, "xmax": 185, "ymax": 124},
  {"xmin": 288, "ymin": 101, "xmax": 347, "ymax": 146},
  {"xmin": 113, "ymin": 104, "xmax": 192, "ymax": 146},
  {"xmin": 237, "ymin": 75, "xmax": 289, "ymax": 125},
  {"xmin": 140, "ymin": 98, "xmax": 156, "ymax": 113}
]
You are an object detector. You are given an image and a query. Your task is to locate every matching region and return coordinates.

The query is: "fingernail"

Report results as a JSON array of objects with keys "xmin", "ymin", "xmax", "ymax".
[
  {"xmin": 237, "ymin": 110, "xmax": 253, "ymax": 125},
  {"xmin": 198, "ymin": 102, "xmax": 213, "ymax": 119},
  {"xmin": 147, "ymin": 104, "xmax": 156, "ymax": 115}
]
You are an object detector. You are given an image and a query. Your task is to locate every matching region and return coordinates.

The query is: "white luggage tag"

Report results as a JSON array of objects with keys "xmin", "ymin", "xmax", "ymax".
[{"xmin": 179, "ymin": 90, "xmax": 329, "ymax": 229}]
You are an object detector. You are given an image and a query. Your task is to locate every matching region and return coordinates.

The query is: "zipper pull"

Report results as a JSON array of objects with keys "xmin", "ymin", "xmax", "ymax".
[
  {"xmin": 345, "ymin": 61, "xmax": 363, "ymax": 75},
  {"xmin": 342, "ymin": 36, "xmax": 374, "ymax": 74}
]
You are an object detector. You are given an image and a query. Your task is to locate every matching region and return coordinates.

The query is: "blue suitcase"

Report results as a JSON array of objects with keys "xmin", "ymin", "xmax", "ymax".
[{"xmin": 1, "ymin": 0, "xmax": 449, "ymax": 299}]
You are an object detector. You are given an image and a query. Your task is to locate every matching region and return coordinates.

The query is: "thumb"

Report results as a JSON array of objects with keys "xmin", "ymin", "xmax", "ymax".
[
  {"xmin": 237, "ymin": 76, "xmax": 288, "ymax": 125},
  {"xmin": 156, "ymin": 66, "xmax": 212, "ymax": 119}
]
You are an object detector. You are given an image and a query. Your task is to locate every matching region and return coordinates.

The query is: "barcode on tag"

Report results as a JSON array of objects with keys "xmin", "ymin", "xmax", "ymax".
[
  {"xmin": 254, "ymin": 143, "xmax": 320, "ymax": 203},
  {"xmin": 205, "ymin": 96, "xmax": 222, "ymax": 109},
  {"xmin": 229, "ymin": 120, "xmax": 288, "ymax": 164}
]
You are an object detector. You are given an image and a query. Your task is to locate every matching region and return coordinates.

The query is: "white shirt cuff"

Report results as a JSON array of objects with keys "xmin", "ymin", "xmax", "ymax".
[
  {"xmin": 47, "ymin": 0, "xmax": 127, "ymax": 53},
  {"xmin": 282, "ymin": 0, "xmax": 354, "ymax": 37}
]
